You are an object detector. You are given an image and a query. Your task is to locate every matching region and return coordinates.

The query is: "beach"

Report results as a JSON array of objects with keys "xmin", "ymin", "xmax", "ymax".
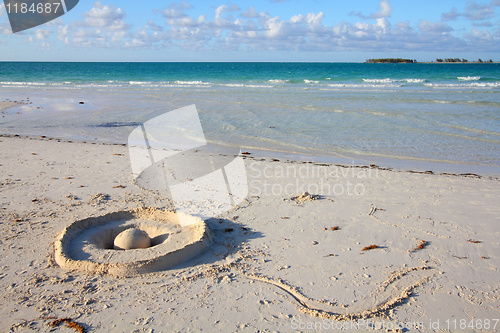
[
  {"xmin": 1, "ymin": 134, "xmax": 499, "ymax": 332},
  {"xmin": 3, "ymin": 0, "xmax": 500, "ymax": 328},
  {"xmin": 1, "ymin": 62, "xmax": 499, "ymax": 332}
]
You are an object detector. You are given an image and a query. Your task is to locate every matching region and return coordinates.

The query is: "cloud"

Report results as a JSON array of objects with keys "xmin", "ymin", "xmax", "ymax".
[
  {"xmin": 442, "ymin": 7, "xmax": 462, "ymax": 21},
  {"xmin": 465, "ymin": 1, "xmax": 495, "ymax": 20},
  {"xmin": 418, "ymin": 20, "xmax": 453, "ymax": 33},
  {"xmin": 146, "ymin": 20, "xmax": 163, "ymax": 32},
  {"xmin": 241, "ymin": 6, "xmax": 260, "ymax": 19},
  {"xmin": 442, "ymin": 1, "xmax": 498, "ymax": 22},
  {"xmin": 12, "ymin": 0, "xmax": 499, "ymax": 55},
  {"xmin": 351, "ymin": 0, "xmax": 392, "ymax": 19},
  {"xmin": 110, "ymin": 3, "xmax": 500, "ymax": 53},
  {"xmin": 34, "ymin": 28, "xmax": 51, "ymax": 40},
  {"xmin": 63, "ymin": 2, "xmax": 132, "ymax": 47},
  {"xmin": 162, "ymin": 1, "xmax": 193, "ymax": 19},
  {"xmin": 58, "ymin": 25, "xmax": 69, "ymax": 43},
  {"xmin": 464, "ymin": 27, "xmax": 497, "ymax": 47},
  {"xmin": 80, "ymin": 1, "xmax": 129, "ymax": 30}
]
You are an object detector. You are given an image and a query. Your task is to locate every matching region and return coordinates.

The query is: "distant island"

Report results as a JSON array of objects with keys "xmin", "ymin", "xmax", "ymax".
[
  {"xmin": 434, "ymin": 58, "xmax": 494, "ymax": 63},
  {"xmin": 366, "ymin": 58, "xmax": 496, "ymax": 63},
  {"xmin": 365, "ymin": 58, "xmax": 415, "ymax": 63}
]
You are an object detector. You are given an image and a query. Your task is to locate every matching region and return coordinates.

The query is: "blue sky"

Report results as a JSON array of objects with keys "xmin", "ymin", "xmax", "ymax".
[{"xmin": 1, "ymin": 0, "xmax": 499, "ymax": 62}]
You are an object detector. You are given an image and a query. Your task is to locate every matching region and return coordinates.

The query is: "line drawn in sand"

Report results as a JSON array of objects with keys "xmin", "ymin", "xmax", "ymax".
[{"xmin": 164, "ymin": 258, "xmax": 436, "ymax": 321}]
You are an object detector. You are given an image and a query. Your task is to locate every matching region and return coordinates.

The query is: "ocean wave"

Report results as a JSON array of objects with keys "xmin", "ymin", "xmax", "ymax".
[
  {"xmin": 242, "ymin": 84, "xmax": 273, "ymax": 88},
  {"xmin": 362, "ymin": 78, "xmax": 393, "ymax": 83},
  {"xmin": 325, "ymin": 83, "xmax": 403, "ymax": 88},
  {"xmin": 268, "ymin": 79, "xmax": 290, "ymax": 84},
  {"xmin": 401, "ymin": 78, "xmax": 426, "ymax": 83},
  {"xmin": 221, "ymin": 83, "xmax": 245, "ymax": 87},
  {"xmin": 362, "ymin": 78, "xmax": 426, "ymax": 84},
  {"xmin": 221, "ymin": 83, "xmax": 273, "ymax": 88},
  {"xmin": 0, "ymin": 81, "xmax": 48, "ymax": 86},
  {"xmin": 304, "ymin": 79, "xmax": 320, "ymax": 84},
  {"xmin": 457, "ymin": 76, "xmax": 480, "ymax": 81},
  {"xmin": 173, "ymin": 80, "xmax": 212, "ymax": 85},
  {"xmin": 129, "ymin": 81, "xmax": 152, "ymax": 85},
  {"xmin": 424, "ymin": 82, "xmax": 500, "ymax": 88}
]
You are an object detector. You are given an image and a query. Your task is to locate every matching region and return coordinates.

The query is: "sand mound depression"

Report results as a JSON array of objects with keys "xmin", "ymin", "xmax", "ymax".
[{"xmin": 54, "ymin": 208, "xmax": 212, "ymax": 277}]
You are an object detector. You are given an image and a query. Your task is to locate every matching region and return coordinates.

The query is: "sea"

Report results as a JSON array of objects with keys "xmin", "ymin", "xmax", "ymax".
[{"xmin": 1, "ymin": 62, "xmax": 499, "ymax": 174}]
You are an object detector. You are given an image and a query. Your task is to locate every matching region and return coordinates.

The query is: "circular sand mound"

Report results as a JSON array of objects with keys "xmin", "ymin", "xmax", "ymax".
[
  {"xmin": 54, "ymin": 208, "xmax": 212, "ymax": 277},
  {"xmin": 113, "ymin": 228, "xmax": 151, "ymax": 250}
]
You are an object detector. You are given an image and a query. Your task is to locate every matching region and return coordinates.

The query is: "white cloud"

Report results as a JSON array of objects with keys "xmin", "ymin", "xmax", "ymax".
[
  {"xmin": 418, "ymin": 20, "xmax": 453, "ymax": 33},
  {"xmin": 63, "ymin": 1, "xmax": 132, "ymax": 47},
  {"xmin": 241, "ymin": 6, "xmax": 259, "ymax": 19},
  {"xmin": 372, "ymin": 0, "xmax": 393, "ymax": 19},
  {"xmin": 442, "ymin": 7, "xmax": 462, "ymax": 21},
  {"xmin": 13, "ymin": 1, "xmax": 499, "ymax": 55},
  {"xmin": 146, "ymin": 20, "xmax": 163, "ymax": 32},
  {"xmin": 130, "ymin": 3, "xmax": 498, "ymax": 53},
  {"xmin": 465, "ymin": 1, "xmax": 495, "ymax": 20},
  {"xmin": 35, "ymin": 28, "xmax": 51, "ymax": 40},
  {"xmin": 442, "ymin": 2, "xmax": 497, "ymax": 22},
  {"xmin": 466, "ymin": 27, "xmax": 494, "ymax": 39},
  {"xmin": 82, "ymin": 2, "xmax": 129, "ymax": 31},
  {"xmin": 351, "ymin": 0, "xmax": 392, "ymax": 19},
  {"xmin": 162, "ymin": 1, "xmax": 193, "ymax": 18}
]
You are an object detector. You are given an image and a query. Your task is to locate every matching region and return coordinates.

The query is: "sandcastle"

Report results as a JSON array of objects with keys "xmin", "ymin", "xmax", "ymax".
[{"xmin": 54, "ymin": 207, "xmax": 212, "ymax": 277}]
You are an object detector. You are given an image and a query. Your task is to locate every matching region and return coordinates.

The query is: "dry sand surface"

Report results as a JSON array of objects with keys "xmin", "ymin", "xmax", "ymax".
[{"xmin": 0, "ymin": 135, "xmax": 499, "ymax": 332}]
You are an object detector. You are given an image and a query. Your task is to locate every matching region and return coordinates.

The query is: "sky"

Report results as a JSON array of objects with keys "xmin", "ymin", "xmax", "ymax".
[{"xmin": 0, "ymin": 0, "xmax": 499, "ymax": 62}]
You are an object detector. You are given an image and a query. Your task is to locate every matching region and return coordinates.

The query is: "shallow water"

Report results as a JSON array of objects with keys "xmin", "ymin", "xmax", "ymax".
[{"xmin": 1, "ymin": 62, "xmax": 499, "ymax": 173}]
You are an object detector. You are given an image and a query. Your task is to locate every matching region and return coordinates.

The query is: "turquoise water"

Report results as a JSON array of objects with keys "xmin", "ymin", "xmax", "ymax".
[{"xmin": 1, "ymin": 62, "xmax": 499, "ymax": 173}]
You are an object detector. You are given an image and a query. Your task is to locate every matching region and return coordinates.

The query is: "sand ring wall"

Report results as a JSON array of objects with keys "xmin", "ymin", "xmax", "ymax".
[{"xmin": 54, "ymin": 208, "xmax": 212, "ymax": 277}]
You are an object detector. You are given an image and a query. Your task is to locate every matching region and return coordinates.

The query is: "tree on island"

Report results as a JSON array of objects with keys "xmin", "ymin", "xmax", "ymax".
[
  {"xmin": 438, "ymin": 58, "xmax": 493, "ymax": 63},
  {"xmin": 365, "ymin": 58, "xmax": 415, "ymax": 63}
]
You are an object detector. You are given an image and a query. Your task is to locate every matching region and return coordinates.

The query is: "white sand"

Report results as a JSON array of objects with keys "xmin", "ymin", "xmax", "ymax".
[{"xmin": 0, "ymin": 135, "xmax": 498, "ymax": 332}]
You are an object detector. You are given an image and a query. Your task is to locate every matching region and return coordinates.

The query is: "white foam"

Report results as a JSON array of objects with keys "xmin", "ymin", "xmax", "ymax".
[
  {"xmin": 424, "ymin": 82, "xmax": 500, "ymax": 88},
  {"xmin": 457, "ymin": 76, "xmax": 480, "ymax": 81},
  {"xmin": 174, "ymin": 80, "xmax": 212, "ymax": 85},
  {"xmin": 129, "ymin": 81, "xmax": 152, "ymax": 85},
  {"xmin": 221, "ymin": 83, "xmax": 272, "ymax": 88},
  {"xmin": 401, "ymin": 78, "xmax": 426, "ymax": 83},
  {"xmin": 362, "ymin": 78, "xmax": 393, "ymax": 83},
  {"xmin": 221, "ymin": 83, "xmax": 245, "ymax": 87},
  {"xmin": 0, "ymin": 81, "xmax": 47, "ymax": 86},
  {"xmin": 268, "ymin": 79, "xmax": 290, "ymax": 84},
  {"xmin": 304, "ymin": 79, "xmax": 320, "ymax": 84},
  {"xmin": 325, "ymin": 83, "xmax": 403, "ymax": 88}
]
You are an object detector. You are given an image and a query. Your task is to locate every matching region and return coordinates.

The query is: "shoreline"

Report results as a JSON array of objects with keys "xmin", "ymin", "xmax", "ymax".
[
  {"xmin": 1, "ymin": 133, "xmax": 498, "ymax": 179},
  {"xmin": 1, "ymin": 135, "xmax": 499, "ymax": 331}
]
